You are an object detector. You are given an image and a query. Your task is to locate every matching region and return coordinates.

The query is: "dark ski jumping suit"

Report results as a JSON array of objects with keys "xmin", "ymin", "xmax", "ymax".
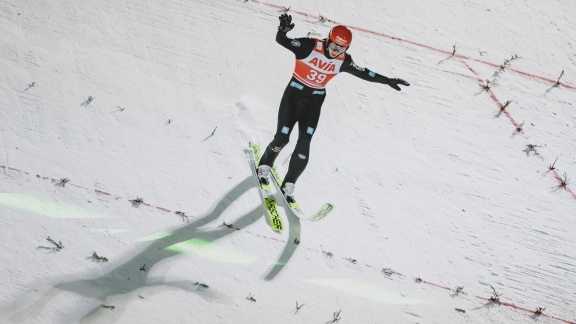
[{"xmin": 259, "ymin": 16, "xmax": 410, "ymax": 189}]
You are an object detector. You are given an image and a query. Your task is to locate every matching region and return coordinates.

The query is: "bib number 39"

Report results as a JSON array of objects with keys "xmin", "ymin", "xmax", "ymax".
[{"xmin": 307, "ymin": 70, "xmax": 326, "ymax": 84}]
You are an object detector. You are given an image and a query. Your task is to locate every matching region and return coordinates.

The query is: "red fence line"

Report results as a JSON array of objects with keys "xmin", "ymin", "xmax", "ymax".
[
  {"xmin": 249, "ymin": 0, "xmax": 575, "ymax": 91},
  {"xmin": 458, "ymin": 59, "xmax": 576, "ymax": 200}
]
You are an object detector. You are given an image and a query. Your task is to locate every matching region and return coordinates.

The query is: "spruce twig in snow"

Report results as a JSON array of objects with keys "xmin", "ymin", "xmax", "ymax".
[
  {"xmin": 25, "ymin": 81, "xmax": 36, "ymax": 91},
  {"xmin": 345, "ymin": 257, "xmax": 357, "ymax": 264},
  {"xmin": 534, "ymin": 307, "xmax": 546, "ymax": 315},
  {"xmin": 523, "ymin": 144, "xmax": 540, "ymax": 156},
  {"xmin": 555, "ymin": 70, "xmax": 564, "ymax": 86},
  {"xmin": 556, "ymin": 172, "xmax": 570, "ymax": 189},
  {"xmin": 500, "ymin": 54, "xmax": 520, "ymax": 69},
  {"xmin": 194, "ymin": 282, "xmax": 209, "ymax": 288},
  {"xmin": 382, "ymin": 268, "xmax": 393, "ymax": 276},
  {"xmin": 499, "ymin": 100, "xmax": 511, "ymax": 112},
  {"xmin": 318, "ymin": 15, "xmax": 327, "ymax": 23},
  {"xmin": 455, "ymin": 308, "xmax": 466, "ymax": 313},
  {"xmin": 90, "ymin": 251, "xmax": 109, "ymax": 262},
  {"xmin": 46, "ymin": 236, "xmax": 64, "ymax": 250},
  {"xmin": 293, "ymin": 238, "xmax": 301, "ymax": 245},
  {"xmin": 222, "ymin": 221, "xmax": 239, "ymax": 230},
  {"xmin": 101, "ymin": 305, "xmax": 115, "ymax": 310},
  {"xmin": 482, "ymin": 79, "xmax": 491, "ymax": 91},
  {"xmin": 548, "ymin": 157, "xmax": 558, "ymax": 171},
  {"xmin": 202, "ymin": 127, "xmax": 218, "ymax": 142},
  {"xmin": 513, "ymin": 121, "xmax": 524, "ymax": 135},
  {"xmin": 175, "ymin": 211, "xmax": 189, "ymax": 222},
  {"xmin": 139, "ymin": 264, "xmax": 147, "ymax": 272},
  {"xmin": 415, "ymin": 277, "xmax": 423, "ymax": 283},
  {"xmin": 130, "ymin": 197, "xmax": 144, "ymax": 207},
  {"xmin": 246, "ymin": 293, "xmax": 256, "ymax": 302},
  {"xmin": 451, "ymin": 286, "xmax": 465, "ymax": 297},
  {"xmin": 451, "ymin": 44, "xmax": 457, "ymax": 56},
  {"xmin": 277, "ymin": 6, "xmax": 290, "ymax": 13},
  {"xmin": 332, "ymin": 310, "xmax": 342, "ymax": 322},
  {"xmin": 488, "ymin": 285, "xmax": 502, "ymax": 303},
  {"xmin": 56, "ymin": 178, "xmax": 70, "ymax": 187},
  {"xmin": 321, "ymin": 247, "xmax": 333, "ymax": 258},
  {"xmin": 82, "ymin": 96, "xmax": 95, "ymax": 106},
  {"xmin": 117, "ymin": 106, "xmax": 125, "ymax": 112},
  {"xmin": 295, "ymin": 301, "xmax": 304, "ymax": 311}
]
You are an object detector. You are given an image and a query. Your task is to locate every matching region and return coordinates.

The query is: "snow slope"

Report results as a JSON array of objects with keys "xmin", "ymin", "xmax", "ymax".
[{"xmin": 1, "ymin": 0, "xmax": 575, "ymax": 323}]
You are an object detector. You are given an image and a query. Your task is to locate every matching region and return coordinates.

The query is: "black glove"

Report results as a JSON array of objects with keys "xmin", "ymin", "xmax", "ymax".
[
  {"xmin": 386, "ymin": 78, "xmax": 410, "ymax": 91},
  {"xmin": 278, "ymin": 14, "xmax": 295, "ymax": 33}
]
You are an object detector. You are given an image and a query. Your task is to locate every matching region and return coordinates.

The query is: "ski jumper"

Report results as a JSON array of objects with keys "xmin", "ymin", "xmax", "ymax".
[{"xmin": 259, "ymin": 29, "xmax": 397, "ymax": 187}]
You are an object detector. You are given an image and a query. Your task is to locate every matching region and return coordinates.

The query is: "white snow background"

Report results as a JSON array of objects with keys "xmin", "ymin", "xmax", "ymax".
[{"xmin": 1, "ymin": 0, "xmax": 575, "ymax": 323}]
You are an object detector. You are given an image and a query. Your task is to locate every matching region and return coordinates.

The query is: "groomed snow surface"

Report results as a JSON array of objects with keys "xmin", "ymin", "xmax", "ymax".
[{"xmin": 1, "ymin": 0, "xmax": 575, "ymax": 323}]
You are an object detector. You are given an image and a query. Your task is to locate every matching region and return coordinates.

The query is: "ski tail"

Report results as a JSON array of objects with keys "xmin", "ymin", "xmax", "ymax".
[{"xmin": 249, "ymin": 142, "xmax": 284, "ymax": 231}]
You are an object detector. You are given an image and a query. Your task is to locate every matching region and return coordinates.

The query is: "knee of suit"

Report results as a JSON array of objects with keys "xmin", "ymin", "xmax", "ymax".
[{"xmin": 270, "ymin": 136, "xmax": 289, "ymax": 151}]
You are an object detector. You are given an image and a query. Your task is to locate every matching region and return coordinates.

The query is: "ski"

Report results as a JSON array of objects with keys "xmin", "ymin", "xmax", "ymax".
[
  {"xmin": 249, "ymin": 142, "xmax": 284, "ymax": 232},
  {"xmin": 251, "ymin": 143, "xmax": 335, "ymax": 222}
]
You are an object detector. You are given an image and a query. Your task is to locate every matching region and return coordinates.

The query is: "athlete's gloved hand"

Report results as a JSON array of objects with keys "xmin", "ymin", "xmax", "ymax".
[
  {"xmin": 386, "ymin": 78, "xmax": 410, "ymax": 91},
  {"xmin": 278, "ymin": 14, "xmax": 295, "ymax": 33}
]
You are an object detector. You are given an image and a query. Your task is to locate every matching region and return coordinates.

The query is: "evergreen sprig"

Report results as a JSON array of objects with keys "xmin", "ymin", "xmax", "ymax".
[
  {"xmin": 46, "ymin": 236, "xmax": 64, "ymax": 250},
  {"xmin": 194, "ymin": 282, "xmax": 209, "ymax": 288},
  {"xmin": 332, "ymin": 310, "xmax": 342, "ymax": 322},
  {"xmin": 489, "ymin": 285, "xmax": 502, "ymax": 303},
  {"xmin": 90, "ymin": 251, "xmax": 109, "ymax": 262},
  {"xmin": 548, "ymin": 157, "xmax": 558, "ymax": 171},
  {"xmin": 534, "ymin": 307, "xmax": 546, "ymax": 315},
  {"xmin": 131, "ymin": 197, "xmax": 144, "ymax": 207},
  {"xmin": 500, "ymin": 54, "xmax": 520, "ymax": 69},
  {"xmin": 56, "ymin": 178, "xmax": 70, "ymax": 187},
  {"xmin": 555, "ymin": 70, "xmax": 564, "ymax": 86},
  {"xmin": 296, "ymin": 301, "xmax": 304, "ymax": 310},
  {"xmin": 557, "ymin": 173, "xmax": 570, "ymax": 189}
]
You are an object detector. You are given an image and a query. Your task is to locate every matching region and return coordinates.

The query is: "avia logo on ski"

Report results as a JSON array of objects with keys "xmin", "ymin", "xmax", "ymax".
[{"xmin": 308, "ymin": 57, "xmax": 336, "ymax": 72}]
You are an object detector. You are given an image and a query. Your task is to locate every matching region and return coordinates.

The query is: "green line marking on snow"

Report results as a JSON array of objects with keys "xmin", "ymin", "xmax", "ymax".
[
  {"xmin": 137, "ymin": 231, "xmax": 173, "ymax": 242},
  {"xmin": 0, "ymin": 193, "xmax": 108, "ymax": 219},
  {"xmin": 166, "ymin": 238, "xmax": 257, "ymax": 264}
]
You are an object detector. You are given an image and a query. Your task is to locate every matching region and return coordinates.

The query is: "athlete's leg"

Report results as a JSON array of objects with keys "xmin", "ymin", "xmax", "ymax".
[
  {"xmin": 259, "ymin": 85, "xmax": 299, "ymax": 167},
  {"xmin": 282, "ymin": 93, "xmax": 325, "ymax": 186}
]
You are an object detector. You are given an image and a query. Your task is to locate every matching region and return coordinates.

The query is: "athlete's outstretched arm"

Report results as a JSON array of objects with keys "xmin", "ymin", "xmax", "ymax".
[{"xmin": 340, "ymin": 55, "xmax": 410, "ymax": 91}]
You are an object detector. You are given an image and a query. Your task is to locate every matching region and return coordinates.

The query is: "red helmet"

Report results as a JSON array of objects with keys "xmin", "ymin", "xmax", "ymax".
[{"xmin": 329, "ymin": 25, "xmax": 353, "ymax": 47}]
